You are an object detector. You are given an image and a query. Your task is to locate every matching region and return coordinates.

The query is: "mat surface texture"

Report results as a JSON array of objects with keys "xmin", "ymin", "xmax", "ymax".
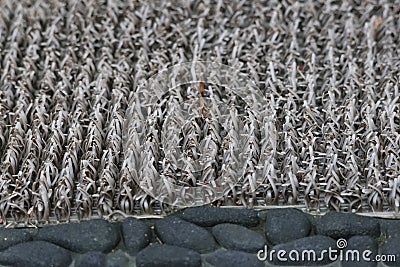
[{"xmin": 0, "ymin": 0, "xmax": 400, "ymax": 225}]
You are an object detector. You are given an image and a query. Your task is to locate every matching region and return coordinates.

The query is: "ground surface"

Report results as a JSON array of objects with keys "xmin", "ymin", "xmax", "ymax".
[
  {"xmin": 1, "ymin": 0, "xmax": 400, "ymax": 223},
  {"xmin": 1, "ymin": 1, "xmax": 400, "ymax": 266},
  {"xmin": 0, "ymin": 207, "xmax": 399, "ymax": 267}
]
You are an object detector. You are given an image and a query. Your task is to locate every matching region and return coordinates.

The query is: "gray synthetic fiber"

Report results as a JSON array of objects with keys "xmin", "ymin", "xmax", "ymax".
[{"xmin": 0, "ymin": 0, "xmax": 399, "ymax": 224}]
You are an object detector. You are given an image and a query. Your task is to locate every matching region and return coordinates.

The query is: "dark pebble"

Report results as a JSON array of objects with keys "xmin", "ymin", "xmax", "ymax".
[
  {"xmin": 121, "ymin": 217, "xmax": 151, "ymax": 254},
  {"xmin": 175, "ymin": 206, "xmax": 259, "ymax": 227},
  {"xmin": 155, "ymin": 216, "xmax": 218, "ymax": 253},
  {"xmin": 380, "ymin": 219, "xmax": 400, "ymax": 238},
  {"xmin": 212, "ymin": 223, "xmax": 266, "ymax": 253},
  {"xmin": 0, "ymin": 240, "xmax": 72, "ymax": 267},
  {"xmin": 380, "ymin": 237, "xmax": 400, "ymax": 267},
  {"xmin": 0, "ymin": 228, "xmax": 32, "ymax": 251},
  {"xmin": 75, "ymin": 251, "xmax": 106, "ymax": 267},
  {"xmin": 265, "ymin": 208, "xmax": 311, "ymax": 245},
  {"xmin": 269, "ymin": 235, "xmax": 337, "ymax": 266},
  {"xmin": 205, "ymin": 250, "xmax": 264, "ymax": 267},
  {"xmin": 38, "ymin": 219, "xmax": 119, "ymax": 253},
  {"xmin": 315, "ymin": 212, "xmax": 380, "ymax": 239},
  {"xmin": 136, "ymin": 243, "xmax": 201, "ymax": 267},
  {"xmin": 341, "ymin": 236, "xmax": 378, "ymax": 267}
]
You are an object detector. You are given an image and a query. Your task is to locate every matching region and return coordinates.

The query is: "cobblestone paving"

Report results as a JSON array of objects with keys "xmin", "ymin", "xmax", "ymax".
[{"xmin": 0, "ymin": 207, "xmax": 399, "ymax": 266}]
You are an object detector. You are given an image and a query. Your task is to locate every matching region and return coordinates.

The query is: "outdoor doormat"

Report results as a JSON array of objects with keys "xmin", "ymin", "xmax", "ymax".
[{"xmin": 1, "ymin": 0, "xmax": 400, "ymax": 226}]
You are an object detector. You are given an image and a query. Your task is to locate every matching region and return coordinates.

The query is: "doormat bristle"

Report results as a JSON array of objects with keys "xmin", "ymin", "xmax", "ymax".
[{"xmin": 0, "ymin": 0, "xmax": 399, "ymax": 224}]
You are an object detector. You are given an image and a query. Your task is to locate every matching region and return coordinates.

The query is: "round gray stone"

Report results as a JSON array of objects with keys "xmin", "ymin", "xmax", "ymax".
[
  {"xmin": 265, "ymin": 208, "xmax": 311, "ymax": 245},
  {"xmin": 75, "ymin": 251, "xmax": 106, "ymax": 267},
  {"xmin": 212, "ymin": 223, "xmax": 266, "ymax": 253},
  {"xmin": 121, "ymin": 217, "xmax": 151, "ymax": 254},
  {"xmin": 136, "ymin": 243, "xmax": 201, "ymax": 267},
  {"xmin": 0, "ymin": 228, "xmax": 32, "ymax": 251},
  {"xmin": 38, "ymin": 219, "xmax": 120, "ymax": 253},
  {"xmin": 380, "ymin": 219, "xmax": 400, "ymax": 238},
  {"xmin": 205, "ymin": 250, "xmax": 264, "ymax": 267},
  {"xmin": 269, "ymin": 235, "xmax": 337, "ymax": 266},
  {"xmin": 315, "ymin": 212, "xmax": 380, "ymax": 239},
  {"xmin": 0, "ymin": 240, "xmax": 72, "ymax": 267},
  {"xmin": 175, "ymin": 206, "xmax": 259, "ymax": 227},
  {"xmin": 155, "ymin": 216, "xmax": 218, "ymax": 253},
  {"xmin": 341, "ymin": 236, "xmax": 378, "ymax": 267},
  {"xmin": 380, "ymin": 237, "xmax": 400, "ymax": 267}
]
